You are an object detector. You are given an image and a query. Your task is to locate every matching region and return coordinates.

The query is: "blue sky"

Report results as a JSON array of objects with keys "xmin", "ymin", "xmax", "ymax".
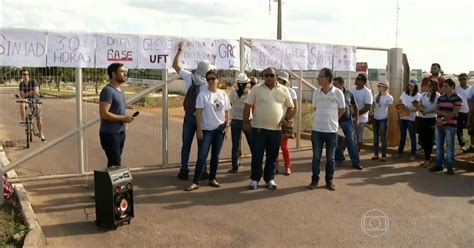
[{"xmin": 1, "ymin": 0, "xmax": 473, "ymax": 73}]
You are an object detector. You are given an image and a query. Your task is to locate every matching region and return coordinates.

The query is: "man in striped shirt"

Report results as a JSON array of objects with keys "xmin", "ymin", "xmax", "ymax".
[
  {"xmin": 430, "ymin": 79, "xmax": 462, "ymax": 175},
  {"xmin": 308, "ymin": 68, "xmax": 346, "ymax": 191}
]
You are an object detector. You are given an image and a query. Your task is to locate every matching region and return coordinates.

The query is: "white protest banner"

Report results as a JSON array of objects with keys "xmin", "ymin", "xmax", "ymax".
[
  {"xmin": 138, "ymin": 35, "xmax": 178, "ymax": 69},
  {"xmin": 281, "ymin": 42, "xmax": 308, "ymax": 70},
  {"xmin": 47, "ymin": 32, "xmax": 95, "ymax": 67},
  {"xmin": 215, "ymin": 39, "xmax": 239, "ymax": 70},
  {"xmin": 250, "ymin": 40, "xmax": 282, "ymax": 70},
  {"xmin": 307, "ymin": 43, "xmax": 334, "ymax": 70},
  {"xmin": 180, "ymin": 38, "xmax": 216, "ymax": 69},
  {"xmin": 333, "ymin": 45, "xmax": 357, "ymax": 71},
  {"xmin": 0, "ymin": 28, "xmax": 47, "ymax": 67},
  {"xmin": 96, "ymin": 33, "xmax": 138, "ymax": 68}
]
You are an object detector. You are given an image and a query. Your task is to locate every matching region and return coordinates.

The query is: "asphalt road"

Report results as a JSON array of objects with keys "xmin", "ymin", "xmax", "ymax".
[{"xmin": 22, "ymin": 150, "xmax": 474, "ymax": 247}]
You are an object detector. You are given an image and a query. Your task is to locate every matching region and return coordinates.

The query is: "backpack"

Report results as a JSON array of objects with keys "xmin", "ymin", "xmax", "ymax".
[
  {"xmin": 183, "ymin": 79, "xmax": 200, "ymax": 114},
  {"xmin": 3, "ymin": 175, "xmax": 14, "ymax": 200}
]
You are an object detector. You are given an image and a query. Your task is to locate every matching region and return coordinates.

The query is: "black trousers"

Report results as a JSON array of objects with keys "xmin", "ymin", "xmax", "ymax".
[
  {"xmin": 100, "ymin": 132, "xmax": 126, "ymax": 167},
  {"xmin": 419, "ymin": 118, "xmax": 436, "ymax": 161}
]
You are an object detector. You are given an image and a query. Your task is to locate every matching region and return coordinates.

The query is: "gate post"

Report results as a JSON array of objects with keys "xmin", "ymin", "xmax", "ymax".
[{"xmin": 387, "ymin": 48, "xmax": 403, "ymax": 146}]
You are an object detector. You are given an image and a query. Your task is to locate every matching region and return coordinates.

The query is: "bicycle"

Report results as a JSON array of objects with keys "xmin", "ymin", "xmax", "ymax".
[{"xmin": 16, "ymin": 96, "xmax": 42, "ymax": 148}]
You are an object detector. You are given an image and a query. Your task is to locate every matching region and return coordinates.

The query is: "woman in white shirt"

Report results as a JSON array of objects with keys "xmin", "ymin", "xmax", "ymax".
[
  {"xmin": 418, "ymin": 80, "xmax": 440, "ymax": 167},
  {"xmin": 396, "ymin": 80, "xmax": 421, "ymax": 160},
  {"xmin": 229, "ymin": 73, "xmax": 253, "ymax": 173},
  {"xmin": 186, "ymin": 70, "xmax": 231, "ymax": 191},
  {"xmin": 371, "ymin": 80, "xmax": 394, "ymax": 162}
]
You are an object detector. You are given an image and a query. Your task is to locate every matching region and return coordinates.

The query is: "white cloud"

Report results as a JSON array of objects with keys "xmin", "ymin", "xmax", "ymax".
[{"xmin": 1, "ymin": 0, "xmax": 473, "ymax": 73}]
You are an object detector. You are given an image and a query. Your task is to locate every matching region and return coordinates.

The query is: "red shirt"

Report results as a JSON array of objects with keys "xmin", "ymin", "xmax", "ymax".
[{"xmin": 421, "ymin": 76, "xmax": 445, "ymax": 90}]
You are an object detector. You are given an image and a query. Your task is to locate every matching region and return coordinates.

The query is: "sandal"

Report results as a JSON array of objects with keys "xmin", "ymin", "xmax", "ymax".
[
  {"xmin": 185, "ymin": 183, "xmax": 199, "ymax": 191},
  {"xmin": 208, "ymin": 179, "xmax": 221, "ymax": 188}
]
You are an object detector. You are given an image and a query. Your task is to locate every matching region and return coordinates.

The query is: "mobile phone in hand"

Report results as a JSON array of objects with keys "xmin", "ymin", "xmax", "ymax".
[{"xmin": 132, "ymin": 111, "xmax": 140, "ymax": 118}]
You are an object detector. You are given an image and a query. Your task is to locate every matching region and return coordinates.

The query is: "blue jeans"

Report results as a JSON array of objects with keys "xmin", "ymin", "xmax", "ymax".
[
  {"xmin": 180, "ymin": 114, "xmax": 197, "ymax": 173},
  {"xmin": 335, "ymin": 120, "xmax": 360, "ymax": 167},
  {"xmin": 99, "ymin": 132, "xmax": 125, "ymax": 167},
  {"xmin": 373, "ymin": 118, "xmax": 388, "ymax": 157},
  {"xmin": 311, "ymin": 131, "xmax": 337, "ymax": 183},
  {"xmin": 193, "ymin": 125, "xmax": 225, "ymax": 184},
  {"xmin": 435, "ymin": 126, "xmax": 456, "ymax": 170},
  {"xmin": 231, "ymin": 119, "xmax": 253, "ymax": 170},
  {"xmin": 398, "ymin": 119, "xmax": 416, "ymax": 155},
  {"xmin": 250, "ymin": 128, "xmax": 281, "ymax": 183}
]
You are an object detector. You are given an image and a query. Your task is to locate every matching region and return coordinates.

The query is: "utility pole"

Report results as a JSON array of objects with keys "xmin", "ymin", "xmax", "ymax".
[{"xmin": 277, "ymin": 0, "xmax": 282, "ymax": 40}]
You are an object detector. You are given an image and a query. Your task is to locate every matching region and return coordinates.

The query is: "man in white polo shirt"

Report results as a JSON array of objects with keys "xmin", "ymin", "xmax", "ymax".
[
  {"xmin": 308, "ymin": 68, "xmax": 346, "ymax": 191},
  {"xmin": 243, "ymin": 67, "xmax": 294, "ymax": 190}
]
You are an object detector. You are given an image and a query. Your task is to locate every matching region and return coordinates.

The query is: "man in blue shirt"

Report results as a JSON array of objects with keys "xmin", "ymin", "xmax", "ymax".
[
  {"xmin": 18, "ymin": 69, "xmax": 46, "ymax": 141},
  {"xmin": 99, "ymin": 63, "xmax": 135, "ymax": 167}
]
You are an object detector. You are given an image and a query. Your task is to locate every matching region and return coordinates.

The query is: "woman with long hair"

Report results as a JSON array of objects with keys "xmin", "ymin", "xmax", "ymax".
[
  {"xmin": 396, "ymin": 80, "xmax": 421, "ymax": 160},
  {"xmin": 371, "ymin": 80, "xmax": 394, "ymax": 162},
  {"xmin": 418, "ymin": 80, "xmax": 440, "ymax": 167}
]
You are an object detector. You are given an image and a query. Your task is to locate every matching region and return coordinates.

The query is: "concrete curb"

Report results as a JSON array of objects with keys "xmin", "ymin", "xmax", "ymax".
[{"xmin": 0, "ymin": 145, "xmax": 46, "ymax": 248}]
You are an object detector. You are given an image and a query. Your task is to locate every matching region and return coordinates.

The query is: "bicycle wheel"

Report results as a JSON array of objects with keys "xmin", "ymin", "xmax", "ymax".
[{"xmin": 26, "ymin": 118, "xmax": 31, "ymax": 148}]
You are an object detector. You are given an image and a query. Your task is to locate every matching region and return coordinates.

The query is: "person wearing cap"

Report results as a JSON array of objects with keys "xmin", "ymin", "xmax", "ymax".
[
  {"xmin": 173, "ymin": 41, "xmax": 210, "ymax": 180},
  {"xmin": 395, "ymin": 80, "xmax": 421, "ymax": 160},
  {"xmin": 333, "ymin": 77, "xmax": 362, "ymax": 170},
  {"xmin": 243, "ymin": 67, "xmax": 294, "ymax": 190},
  {"xmin": 418, "ymin": 79, "xmax": 440, "ymax": 167},
  {"xmin": 274, "ymin": 70, "xmax": 298, "ymax": 175},
  {"xmin": 351, "ymin": 74, "xmax": 373, "ymax": 151},
  {"xmin": 430, "ymin": 78, "xmax": 462, "ymax": 175},
  {"xmin": 228, "ymin": 72, "xmax": 253, "ymax": 173},
  {"xmin": 371, "ymin": 80, "xmax": 394, "ymax": 162},
  {"xmin": 454, "ymin": 73, "xmax": 471, "ymax": 151}
]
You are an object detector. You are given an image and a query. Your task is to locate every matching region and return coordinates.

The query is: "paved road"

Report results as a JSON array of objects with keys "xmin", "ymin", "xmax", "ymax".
[
  {"xmin": 23, "ymin": 150, "xmax": 474, "ymax": 247},
  {"xmin": 0, "ymin": 87, "xmax": 310, "ymax": 177}
]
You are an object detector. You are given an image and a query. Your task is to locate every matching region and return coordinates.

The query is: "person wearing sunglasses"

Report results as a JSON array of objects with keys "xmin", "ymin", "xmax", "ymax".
[
  {"xmin": 18, "ymin": 69, "xmax": 46, "ymax": 142},
  {"xmin": 185, "ymin": 70, "xmax": 231, "ymax": 191},
  {"xmin": 243, "ymin": 67, "xmax": 294, "ymax": 190},
  {"xmin": 228, "ymin": 72, "xmax": 253, "ymax": 173}
]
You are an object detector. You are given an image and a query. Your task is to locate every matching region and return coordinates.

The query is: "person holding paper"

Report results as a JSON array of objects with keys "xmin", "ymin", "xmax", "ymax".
[
  {"xmin": 243, "ymin": 67, "xmax": 294, "ymax": 190},
  {"xmin": 172, "ymin": 41, "xmax": 211, "ymax": 181},
  {"xmin": 18, "ymin": 69, "xmax": 46, "ymax": 142},
  {"xmin": 99, "ymin": 63, "xmax": 135, "ymax": 167},
  {"xmin": 395, "ymin": 80, "xmax": 421, "ymax": 160}
]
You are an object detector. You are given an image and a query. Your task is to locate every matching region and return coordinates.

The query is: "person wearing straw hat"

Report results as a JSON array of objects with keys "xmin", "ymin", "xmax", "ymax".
[{"xmin": 371, "ymin": 80, "xmax": 394, "ymax": 162}]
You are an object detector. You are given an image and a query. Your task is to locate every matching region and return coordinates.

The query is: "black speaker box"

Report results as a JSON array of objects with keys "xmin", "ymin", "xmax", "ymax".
[{"xmin": 94, "ymin": 167, "xmax": 134, "ymax": 228}]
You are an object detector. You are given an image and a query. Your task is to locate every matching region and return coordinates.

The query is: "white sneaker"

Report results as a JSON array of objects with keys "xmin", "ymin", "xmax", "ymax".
[
  {"xmin": 267, "ymin": 180, "xmax": 277, "ymax": 190},
  {"xmin": 248, "ymin": 180, "xmax": 258, "ymax": 190}
]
